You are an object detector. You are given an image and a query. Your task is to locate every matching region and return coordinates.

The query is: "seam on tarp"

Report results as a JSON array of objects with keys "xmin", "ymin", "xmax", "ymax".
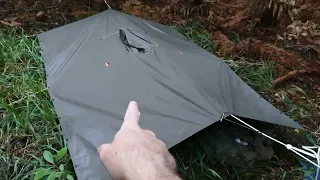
[
  {"xmin": 100, "ymin": 31, "xmax": 119, "ymax": 40},
  {"xmin": 143, "ymin": 21, "xmax": 166, "ymax": 34},
  {"xmin": 136, "ymin": 56, "xmax": 171, "ymax": 80},
  {"xmin": 48, "ymin": 20, "xmax": 100, "ymax": 87},
  {"xmin": 151, "ymin": 76, "xmax": 215, "ymax": 117},
  {"xmin": 53, "ymin": 94, "xmax": 123, "ymax": 121},
  {"xmin": 225, "ymin": 63, "xmax": 237, "ymax": 113},
  {"xmin": 193, "ymin": 85, "xmax": 224, "ymax": 118}
]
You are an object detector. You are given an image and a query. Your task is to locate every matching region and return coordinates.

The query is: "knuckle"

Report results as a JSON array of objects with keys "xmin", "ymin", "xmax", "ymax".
[
  {"xmin": 168, "ymin": 155, "xmax": 177, "ymax": 167},
  {"xmin": 158, "ymin": 139, "xmax": 167, "ymax": 148},
  {"xmin": 98, "ymin": 144, "xmax": 111, "ymax": 159},
  {"xmin": 144, "ymin": 129, "xmax": 156, "ymax": 136}
]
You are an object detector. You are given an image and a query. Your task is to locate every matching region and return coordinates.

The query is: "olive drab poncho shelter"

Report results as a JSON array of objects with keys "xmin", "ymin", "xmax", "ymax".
[{"xmin": 38, "ymin": 10, "xmax": 302, "ymax": 179}]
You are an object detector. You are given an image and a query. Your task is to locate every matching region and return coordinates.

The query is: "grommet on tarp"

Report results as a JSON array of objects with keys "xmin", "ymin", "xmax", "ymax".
[
  {"xmin": 220, "ymin": 112, "xmax": 232, "ymax": 122},
  {"xmin": 219, "ymin": 112, "xmax": 225, "ymax": 122}
]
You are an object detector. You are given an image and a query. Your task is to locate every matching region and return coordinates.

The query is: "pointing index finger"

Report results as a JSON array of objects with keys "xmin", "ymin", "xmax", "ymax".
[{"xmin": 121, "ymin": 101, "xmax": 141, "ymax": 129}]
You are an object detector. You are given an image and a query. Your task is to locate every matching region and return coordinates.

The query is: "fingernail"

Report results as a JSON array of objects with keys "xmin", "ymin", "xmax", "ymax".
[{"xmin": 129, "ymin": 101, "xmax": 137, "ymax": 107}]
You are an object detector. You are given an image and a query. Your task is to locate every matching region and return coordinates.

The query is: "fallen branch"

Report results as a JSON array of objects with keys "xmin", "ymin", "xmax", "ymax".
[
  {"xmin": 272, "ymin": 68, "xmax": 320, "ymax": 87},
  {"xmin": 272, "ymin": 70, "xmax": 307, "ymax": 87},
  {"xmin": 0, "ymin": 18, "xmax": 22, "ymax": 26}
]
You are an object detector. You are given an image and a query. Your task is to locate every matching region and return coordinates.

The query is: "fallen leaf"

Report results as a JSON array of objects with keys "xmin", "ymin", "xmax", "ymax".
[
  {"xmin": 273, "ymin": 3, "xmax": 277, "ymax": 17},
  {"xmin": 0, "ymin": 19, "xmax": 22, "ymax": 27},
  {"xmin": 314, "ymin": 37, "xmax": 320, "ymax": 45},
  {"xmin": 277, "ymin": 5, "xmax": 283, "ymax": 20},
  {"xmin": 276, "ymin": 34, "xmax": 284, "ymax": 40},
  {"xmin": 37, "ymin": 11, "xmax": 44, "ymax": 17},
  {"xmin": 221, "ymin": 8, "xmax": 249, "ymax": 28}
]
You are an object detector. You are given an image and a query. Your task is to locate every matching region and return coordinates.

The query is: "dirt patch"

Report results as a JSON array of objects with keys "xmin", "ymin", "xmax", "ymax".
[
  {"xmin": 0, "ymin": 0, "xmax": 112, "ymax": 32},
  {"xmin": 0, "ymin": 135, "xmax": 39, "ymax": 158},
  {"xmin": 212, "ymin": 31, "xmax": 235, "ymax": 54}
]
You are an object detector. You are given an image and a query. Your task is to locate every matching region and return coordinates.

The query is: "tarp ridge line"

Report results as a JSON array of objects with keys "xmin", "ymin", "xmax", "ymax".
[{"xmin": 151, "ymin": 76, "xmax": 215, "ymax": 117}]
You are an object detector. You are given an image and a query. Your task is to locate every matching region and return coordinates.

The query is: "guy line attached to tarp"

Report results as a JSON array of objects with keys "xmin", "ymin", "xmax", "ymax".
[{"xmin": 220, "ymin": 112, "xmax": 320, "ymax": 179}]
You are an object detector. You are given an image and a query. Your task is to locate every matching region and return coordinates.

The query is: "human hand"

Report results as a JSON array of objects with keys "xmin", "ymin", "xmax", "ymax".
[{"xmin": 98, "ymin": 101, "xmax": 181, "ymax": 180}]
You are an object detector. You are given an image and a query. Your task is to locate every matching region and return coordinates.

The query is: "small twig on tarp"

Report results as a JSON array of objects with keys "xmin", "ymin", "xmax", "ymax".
[{"xmin": 272, "ymin": 69, "xmax": 307, "ymax": 87}]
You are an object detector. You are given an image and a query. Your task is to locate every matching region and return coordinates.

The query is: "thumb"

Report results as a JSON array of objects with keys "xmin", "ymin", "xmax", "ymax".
[
  {"xmin": 98, "ymin": 144, "xmax": 125, "ymax": 179},
  {"xmin": 98, "ymin": 143, "xmax": 111, "ymax": 161},
  {"xmin": 121, "ymin": 101, "xmax": 140, "ymax": 129}
]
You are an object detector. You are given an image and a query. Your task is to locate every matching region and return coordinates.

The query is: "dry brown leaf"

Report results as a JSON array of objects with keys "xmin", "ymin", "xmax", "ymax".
[
  {"xmin": 273, "ymin": 3, "xmax": 278, "ymax": 17},
  {"xmin": 268, "ymin": 0, "xmax": 273, "ymax": 9},
  {"xmin": 221, "ymin": 8, "xmax": 249, "ymax": 28},
  {"xmin": 0, "ymin": 18, "xmax": 22, "ymax": 27},
  {"xmin": 288, "ymin": 8, "xmax": 294, "ymax": 21},
  {"xmin": 295, "ymin": 26, "xmax": 302, "ymax": 36},
  {"xmin": 37, "ymin": 11, "xmax": 44, "ymax": 17},
  {"xmin": 277, "ymin": 5, "xmax": 283, "ymax": 20},
  {"xmin": 314, "ymin": 37, "xmax": 320, "ymax": 45},
  {"xmin": 277, "ymin": 34, "xmax": 284, "ymax": 40}
]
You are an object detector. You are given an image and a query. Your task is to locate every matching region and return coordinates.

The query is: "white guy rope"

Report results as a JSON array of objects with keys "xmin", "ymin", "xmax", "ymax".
[{"xmin": 221, "ymin": 114, "xmax": 320, "ymax": 178}]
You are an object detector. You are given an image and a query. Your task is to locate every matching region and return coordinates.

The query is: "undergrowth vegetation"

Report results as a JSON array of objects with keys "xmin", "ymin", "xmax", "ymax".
[
  {"xmin": 0, "ymin": 24, "xmax": 317, "ymax": 180},
  {"xmin": 0, "ymin": 28, "xmax": 73, "ymax": 180}
]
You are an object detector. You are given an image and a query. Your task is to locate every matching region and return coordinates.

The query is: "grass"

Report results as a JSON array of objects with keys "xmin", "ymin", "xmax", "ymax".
[
  {"xmin": 280, "ymin": 85, "xmax": 317, "ymax": 121},
  {"xmin": 226, "ymin": 60, "xmax": 275, "ymax": 92},
  {"xmin": 0, "ymin": 24, "xmax": 318, "ymax": 180},
  {"xmin": 175, "ymin": 23, "xmax": 215, "ymax": 53},
  {"xmin": 0, "ymin": 28, "xmax": 74, "ymax": 179}
]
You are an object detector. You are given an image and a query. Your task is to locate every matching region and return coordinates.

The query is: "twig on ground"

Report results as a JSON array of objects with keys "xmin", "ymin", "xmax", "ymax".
[
  {"xmin": 272, "ymin": 68, "xmax": 320, "ymax": 86},
  {"xmin": 103, "ymin": 0, "xmax": 112, "ymax": 9},
  {"xmin": 272, "ymin": 70, "xmax": 307, "ymax": 86}
]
